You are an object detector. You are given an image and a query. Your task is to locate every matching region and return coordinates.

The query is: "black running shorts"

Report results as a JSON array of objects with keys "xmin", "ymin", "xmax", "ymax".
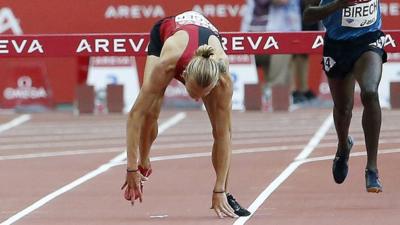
[
  {"xmin": 147, "ymin": 17, "xmax": 221, "ymax": 57},
  {"xmin": 322, "ymin": 30, "xmax": 387, "ymax": 79},
  {"xmin": 147, "ymin": 18, "xmax": 168, "ymax": 57}
]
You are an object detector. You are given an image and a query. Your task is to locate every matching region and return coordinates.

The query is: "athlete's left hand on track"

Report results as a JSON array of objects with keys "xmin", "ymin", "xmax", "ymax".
[
  {"xmin": 121, "ymin": 171, "xmax": 146, "ymax": 205},
  {"xmin": 211, "ymin": 193, "xmax": 238, "ymax": 218}
]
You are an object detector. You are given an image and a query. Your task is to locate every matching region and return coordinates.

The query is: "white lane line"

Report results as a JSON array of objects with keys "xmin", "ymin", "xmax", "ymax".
[
  {"xmin": 2, "ymin": 111, "xmax": 397, "ymax": 225},
  {"xmin": 5, "ymin": 134, "xmax": 400, "ymax": 152},
  {"xmin": 109, "ymin": 112, "xmax": 187, "ymax": 164},
  {"xmin": 300, "ymin": 148, "xmax": 400, "ymax": 164},
  {"xmin": 4, "ymin": 136, "xmax": 400, "ymax": 161},
  {"xmin": 0, "ymin": 112, "xmax": 186, "ymax": 225},
  {"xmin": 107, "ymin": 146, "xmax": 306, "ymax": 168},
  {"xmin": 0, "ymin": 114, "xmax": 31, "ymax": 133},
  {"xmin": 108, "ymin": 145, "xmax": 308, "ymax": 168},
  {"xmin": 0, "ymin": 148, "xmax": 123, "ymax": 160},
  {"xmin": 233, "ymin": 113, "xmax": 333, "ymax": 225},
  {"xmin": 148, "ymin": 146, "xmax": 299, "ymax": 162},
  {"xmin": 2, "ymin": 113, "xmax": 398, "ymax": 225},
  {"xmin": 0, "ymin": 144, "xmax": 303, "ymax": 161},
  {"xmin": 107, "ymin": 147, "xmax": 400, "ymax": 169}
]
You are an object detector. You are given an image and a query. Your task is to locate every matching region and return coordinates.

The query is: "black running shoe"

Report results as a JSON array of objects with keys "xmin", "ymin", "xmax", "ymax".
[
  {"xmin": 292, "ymin": 91, "xmax": 307, "ymax": 104},
  {"xmin": 332, "ymin": 136, "xmax": 354, "ymax": 184},
  {"xmin": 365, "ymin": 169, "xmax": 383, "ymax": 193},
  {"xmin": 226, "ymin": 193, "xmax": 251, "ymax": 217},
  {"xmin": 303, "ymin": 90, "xmax": 317, "ymax": 100}
]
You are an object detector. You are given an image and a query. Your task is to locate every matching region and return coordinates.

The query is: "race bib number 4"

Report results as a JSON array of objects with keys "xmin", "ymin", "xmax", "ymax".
[
  {"xmin": 341, "ymin": 0, "xmax": 378, "ymax": 28},
  {"xmin": 323, "ymin": 56, "xmax": 336, "ymax": 72}
]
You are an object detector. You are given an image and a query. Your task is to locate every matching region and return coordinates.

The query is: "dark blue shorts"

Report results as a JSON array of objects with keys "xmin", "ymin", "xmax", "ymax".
[{"xmin": 322, "ymin": 30, "xmax": 387, "ymax": 79}]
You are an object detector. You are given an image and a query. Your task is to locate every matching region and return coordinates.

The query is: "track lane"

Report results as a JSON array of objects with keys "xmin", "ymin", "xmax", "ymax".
[{"xmin": 1, "ymin": 109, "xmax": 399, "ymax": 225}]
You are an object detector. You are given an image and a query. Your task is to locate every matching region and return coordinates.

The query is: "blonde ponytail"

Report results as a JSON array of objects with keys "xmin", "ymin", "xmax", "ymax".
[
  {"xmin": 185, "ymin": 45, "xmax": 220, "ymax": 88},
  {"xmin": 195, "ymin": 45, "xmax": 214, "ymax": 58}
]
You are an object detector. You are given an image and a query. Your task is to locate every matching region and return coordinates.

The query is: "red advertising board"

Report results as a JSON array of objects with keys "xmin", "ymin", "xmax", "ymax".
[
  {"xmin": 1, "ymin": 32, "xmax": 400, "ymax": 57},
  {"xmin": 0, "ymin": 0, "xmax": 399, "ymax": 106},
  {"xmin": 0, "ymin": 0, "xmax": 247, "ymax": 106},
  {"xmin": 0, "ymin": 65, "xmax": 53, "ymax": 108},
  {"xmin": 381, "ymin": 0, "xmax": 400, "ymax": 29},
  {"xmin": 0, "ymin": 0, "xmax": 246, "ymax": 34}
]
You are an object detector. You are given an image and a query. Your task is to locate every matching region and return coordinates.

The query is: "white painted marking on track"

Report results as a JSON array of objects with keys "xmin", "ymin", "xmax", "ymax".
[
  {"xmin": 106, "ymin": 147, "xmax": 400, "ymax": 169},
  {"xmin": 299, "ymin": 148, "xmax": 400, "ymax": 164},
  {"xmin": 0, "ymin": 148, "xmax": 123, "ymax": 160},
  {"xmin": 233, "ymin": 113, "xmax": 334, "ymax": 225},
  {"xmin": 2, "ymin": 111, "xmax": 399, "ymax": 225},
  {"xmin": 107, "ymin": 147, "xmax": 303, "ymax": 167},
  {"xmin": 109, "ymin": 112, "xmax": 187, "ymax": 164},
  {"xmin": 0, "ymin": 163, "xmax": 113, "ymax": 225},
  {"xmin": 149, "ymin": 215, "xmax": 168, "ymax": 219},
  {"xmin": 4, "ymin": 137, "xmax": 400, "ymax": 161},
  {"xmin": 0, "ymin": 112, "xmax": 186, "ymax": 225},
  {"xmin": 0, "ymin": 144, "xmax": 303, "ymax": 161},
  {"xmin": 0, "ymin": 114, "xmax": 31, "ymax": 133}
]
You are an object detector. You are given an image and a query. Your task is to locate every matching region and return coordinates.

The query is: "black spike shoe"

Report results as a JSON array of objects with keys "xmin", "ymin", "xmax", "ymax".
[
  {"xmin": 226, "ymin": 193, "xmax": 251, "ymax": 217},
  {"xmin": 365, "ymin": 168, "xmax": 383, "ymax": 193},
  {"xmin": 332, "ymin": 136, "xmax": 354, "ymax": 184}
]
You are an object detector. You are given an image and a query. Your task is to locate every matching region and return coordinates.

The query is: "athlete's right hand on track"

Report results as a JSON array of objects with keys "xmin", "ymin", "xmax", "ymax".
[
  {"xmin": 121, "ymin": 171, "xmax": 147, "ymax": 205},
  {"xmin": 211, "ymin": 192, "xmax": 238, "ymax": 218}
]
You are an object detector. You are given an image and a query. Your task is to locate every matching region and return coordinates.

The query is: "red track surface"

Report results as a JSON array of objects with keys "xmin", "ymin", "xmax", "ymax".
[{"xmin": 0, "ymin": 109, "xmax": 399, "ymax": 225}]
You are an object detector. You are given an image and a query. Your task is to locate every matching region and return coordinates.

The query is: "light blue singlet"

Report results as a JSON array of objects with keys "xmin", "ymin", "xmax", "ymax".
[{"xmin": 320, "ymin": 0, "xmax": 381, "ymax": 40}]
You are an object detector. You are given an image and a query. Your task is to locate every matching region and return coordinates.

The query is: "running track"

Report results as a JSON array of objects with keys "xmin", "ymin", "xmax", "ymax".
[{"xmin": 0, "ymin": 108, "xmax": 399, "ymax": 225}]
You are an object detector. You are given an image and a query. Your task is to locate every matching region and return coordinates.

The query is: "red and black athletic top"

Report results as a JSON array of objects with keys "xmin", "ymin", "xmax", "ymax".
[{"xmin": 156, "ymin": 11, "xmax": 220, "ymax": 83}]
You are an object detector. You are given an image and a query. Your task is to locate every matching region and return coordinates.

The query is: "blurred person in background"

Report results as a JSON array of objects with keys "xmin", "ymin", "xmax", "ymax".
[
  {"xmin": 121, "ymin": 11, "xmax": 250, "ymax": 218},
  {"xmin": 304, "ymin": 0, "xmax": 385, "ymax": 193},
  {"xmin": 241, "ymin": 0, "xmax": 315, "ymax": 105},
  {"xmin": 291, "ymin": 0, "xmax": 320, "ymax": 104}
]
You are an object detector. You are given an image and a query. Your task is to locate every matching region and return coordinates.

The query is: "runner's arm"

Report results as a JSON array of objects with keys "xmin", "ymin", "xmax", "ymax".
[
  {"xmin": 203, "ymin": 71, "xmax": 233, "ymax": 193},
  {"xmin": 126, "ymin": 61, "xmax": 172, "ymax": 171},
  {"xmin": 202, "ymin": 71, "xmax": 236, "ymax": 218},
  {"xmin": 303, "ymin": 0, "xmax": 355, "ymax": 24},
  {"xmin": 126, "ymin": 40, "xmax": 179, "ymax": 171}
]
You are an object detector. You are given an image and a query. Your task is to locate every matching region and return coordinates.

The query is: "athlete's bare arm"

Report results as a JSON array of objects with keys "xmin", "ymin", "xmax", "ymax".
[
  {"xmin": 124, "ymin": 37, "xmax": 183, "ymax": 204},
  {"xmin": 303, "ymin": 0, "xmax": 356, "ymax": 24},
  {"xmin": 202, "ymin": 69, "xmax": 235, "ymax": 218},
  {"xmin": 201, "ymin": 36, "xmax": 237, "ymax": 217}
]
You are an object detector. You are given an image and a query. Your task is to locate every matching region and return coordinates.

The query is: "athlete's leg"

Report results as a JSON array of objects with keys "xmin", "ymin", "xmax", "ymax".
[
  {"xmin": 352, "ymin": 51, "xmax": 383, "ymax": 171},
  {"xmin": 268, "ymin": 54, "xmax": 293, "ymax": 86},
  {"xmin": 292, "ymin": 54, "xmax": 309, "ymax": 92},
  {"xmin": 329, "ymin": 72, "xmax": 356, "ymax": 184},
  {"xmin": 255, "ymin": 54, "xmax": 271, "ymax": 91},
  {"xmin": 328, "ymin": 74, "xmax": 355, "ymax": 152}
]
